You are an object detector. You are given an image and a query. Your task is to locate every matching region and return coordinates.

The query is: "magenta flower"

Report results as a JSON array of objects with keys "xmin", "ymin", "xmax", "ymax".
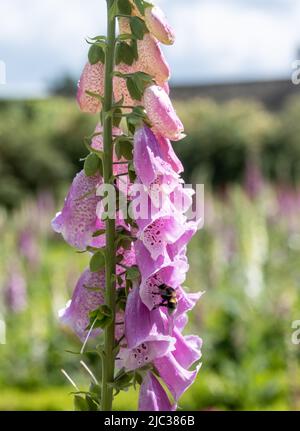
[
  {"xmin": 144, "ymin": 5, "xmax": 175, "ymax": 46},
  {"xmin": 119, "ymin": 284, "xmax": 202, "ymax": 403},
  {"xmin": 138, "ymin": 372, "xmax": 176, "ymax": 411},
  {"xmin": 143, "ymin": 85, "xmax": 185, "ymax": 141},
  {"xmin": 154, "ymin": 352, "xmax": 200, "ymax": 401},
  {"xmin": 118, "ymin": 286, "xmax": 175, "ymax": 370},
  {"xmin": 52, "ymin": 170, "xmax": 102, "ymax": 250},
  {"xmin": 77, "ymin": 62, "xmax": 104, "ymax": 114},
  {"xmin": 133, "ymin": 126, "xmax": 180, "ymax": 189},
  {"xmin": 155, "ymin": 133, "xmax": 183, "ymax": 174}
]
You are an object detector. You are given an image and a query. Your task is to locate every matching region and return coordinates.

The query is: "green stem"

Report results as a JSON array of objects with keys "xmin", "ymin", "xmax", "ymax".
[{"xmin": 101, "ymin": 0, "xmax": 116, "ymax": 412}]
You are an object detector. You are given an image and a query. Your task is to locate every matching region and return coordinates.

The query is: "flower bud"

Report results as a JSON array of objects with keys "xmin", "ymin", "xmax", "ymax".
[
  {"xmin": 76, "ymin": 62, "xmax": 104, "ymax": 114},
  {"xmin": 145, "ymin": 6, "xmax": 175, "ymax": 45},
  {"xmin": 143, "ymin": 85, "xmax": 184, "ymax": 141}
]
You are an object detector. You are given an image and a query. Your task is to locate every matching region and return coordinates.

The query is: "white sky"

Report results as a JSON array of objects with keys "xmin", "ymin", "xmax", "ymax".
[{"xmin": 0, "ymin": 0, "xmax": 300, "ymax": 97}]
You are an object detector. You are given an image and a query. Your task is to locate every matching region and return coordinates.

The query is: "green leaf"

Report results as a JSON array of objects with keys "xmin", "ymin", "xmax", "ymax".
[
  {"xmin": 90, "ymin": 251, "xmax": 105, "ymax": 272},
  {"xmin": 88, "ymin": 44, "xmax": 105, "ymax": 65},
  {"xmin": 113, "ymin": 107, "xmax": 122, "ymax": 127},
  {"xmin": 92, "ymin": 229, "xmax": 106, "ymax": 238},
  {"xmin": 84, "ymin": 153, "xmax": 101, "ymax": 177},
  {"xmin": 133, "ymin": 0, "xmax": 145, "ymax": 15},
  {"xmin": 74, "ymin": 395, "xmax": 89, "ymax": 411},
  {"xmin": 126, "ymin": 265, "xmax": 140, "ymax": 281},
  {"xmin": 128, "ymin": 168, "xmax": 137, "ymax": 183},
  {"xmin": 116, "ymin": 42, "xmax": 135, "ymax": 66},
  {"xmin": 127, "ymin": 77, "xmax": 142, "ymax": 101},
  {"xmin": 131, "ymin": 39, "xmax": 139, "ymax": 61},
  {"xmin": 87, "ymin": 306, "xmax": 113, "ymax": 330},
  {"xmin": 115, "ymin": 138, "xmax": 133, "ymax": 160},
  {"xmin": 130, "ymin": 17, "xmax": 147, "ymax": 40},
  {"xmin": 109, "ymin": 0, "xmax": 119, "ymax": 20},
  {"xmin": 117, "ymin": 0, "xmax": 132, "ymax": 14},
  {"xmin": 85, "ymin": 395, "xmax": 99, "ymax": 411}
]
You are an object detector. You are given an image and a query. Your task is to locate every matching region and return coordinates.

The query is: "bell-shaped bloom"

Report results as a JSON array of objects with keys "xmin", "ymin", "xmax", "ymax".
[
  {"xmin": 59, "ymin": 269, "xmax": 105, "ymax": 341},
  {"xmin": 135, "ymin": 241, "xmax": 189, "ymax": 310},
  {"xmin": 118, "ymin": 336, "xmax": 175, "ymax": 371},
  {"xmin": 133, "ymin": 126, "xmax": 179, "ymax": 189},
  {"xmin": 138, "ymin": 372, "xmax": 176, "ymax": 411},
  {"xmin": 143, "ymin": 85, "xmax": 184, "ymax": 141},
  {"xmin": 137, "ymin": 34, "xmax": 170, "ymax": 86},
  {"xmin": 77, "ymin": 62, "xmax": 104, "ymax": 114},
  {"xmin": 125, "ymin": 286, "xmax": 168, "ymax": 348},
  {"xmin": 173, "ymin": 287, "xmax": 204, "ymax": 331},
  {"xmin": 52, "ymin": 170, "xmax": 101, "ymax": 250},
  {"xmin": 172, "ymin": 327, "xmax": 202, "ymax": 369},
  {"xmin": 154, "ymin": 353, "xmax": 201, "ymax": 401},
  {"xmin": 155, "ymin": 134, "xmax": 183, "ymax": 174},
  {"xmin": 118, "ymin": 19, "xmax": 170, "ymax": 86},
  {"xmin": 144, "ymin": 6, "xmax": 175, "ymax": 45},
  {"xmin": 138, "ymin": 212, "xmax": 187, "ymax": 260},
  {"xmin": 118, "ymin": 287, "xmax": 175, "ymax": 370}
]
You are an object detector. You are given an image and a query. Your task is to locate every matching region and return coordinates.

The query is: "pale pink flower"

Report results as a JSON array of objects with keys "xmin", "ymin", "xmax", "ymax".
[
  {"xmin": 77, "ymin": 62, "xmax": 104, "ymax": 114},
  {"xmin": 143, "ymin": 85, "xmax": 185, "ymax": 141},
  {"xmin": 145, "ymin": 6, "xmax": 175, "ymax": 45}
]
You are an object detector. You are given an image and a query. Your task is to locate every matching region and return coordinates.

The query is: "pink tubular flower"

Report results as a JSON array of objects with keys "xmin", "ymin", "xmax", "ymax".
[
  {"xmin": 133, "ymin": 125, "xmax": 180, "ymax": 188},
  {"xmin": 118, "ymin": 19, "xmax": 170, "ymax": 86},
  {"xmin": 154, "ymin": 352, "xmax": 201, "ymax": 401},
  {"xmin": 59, "ymin": 269, "xmax": 105, "ymax": 341},
  {"xmin": 138, "ymin": 372, "xmax": 176, "ymax": 411},
  {"xmin": 155, "ymin": 134, "xmax": 183, "ymax": 174},
  {"xmin": 143, "ymin": 85, "xmax": 185, "ymax": 141},
  {"xmin": 77, "ymin": 62, "xmax": 104, "ymax": 114},
  {"xmin": 137, "ymin": 34, "xmax": 170, "ymax": 86},
  {"xmin": 144, "ymin": 6, "xmax": 175, "ymax": 45},
  {"xmin": 52, "ymin": 170, "xmax": 101, "ymax": 250}
]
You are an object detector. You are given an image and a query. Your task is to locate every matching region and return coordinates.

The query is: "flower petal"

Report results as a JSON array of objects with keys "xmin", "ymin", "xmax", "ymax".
[{"xmin": 138, "ymin": 372, "xmax": 176, "ymax": 411}]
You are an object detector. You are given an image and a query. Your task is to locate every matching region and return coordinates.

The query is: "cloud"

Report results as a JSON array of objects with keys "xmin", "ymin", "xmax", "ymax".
[{"xmin": 0, "ymin": 0, "xmax": 300, "ymax": 96}]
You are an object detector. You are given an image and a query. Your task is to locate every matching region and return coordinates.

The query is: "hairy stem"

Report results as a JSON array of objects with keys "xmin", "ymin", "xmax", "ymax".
[{"xmin": 101, "ymin": 0, "xmax": 116, "ymax": 412}]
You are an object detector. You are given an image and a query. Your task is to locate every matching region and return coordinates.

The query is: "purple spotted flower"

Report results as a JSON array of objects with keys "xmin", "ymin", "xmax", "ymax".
[
  {"xmin": 59, "ymin": 269, "xmax": 106, "ymax": 341},
  {"xmin": 52, "ymin": 170, "xmax": 101, "ymax": 250},
  {"xmin": 119, "ymin": 285, "xmax": 202, "ymax": 409}
]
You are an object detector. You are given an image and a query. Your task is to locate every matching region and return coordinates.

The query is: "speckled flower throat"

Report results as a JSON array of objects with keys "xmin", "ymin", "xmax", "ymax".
[{"xmin": 52, "ymin": 0, "xmax": 202, "ymax": 411}]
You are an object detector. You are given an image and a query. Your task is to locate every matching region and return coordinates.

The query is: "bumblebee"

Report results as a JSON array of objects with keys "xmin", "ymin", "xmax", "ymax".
[{"xmin": 155, "ymin": 284, "xmax": 178, "ymax": 315}]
